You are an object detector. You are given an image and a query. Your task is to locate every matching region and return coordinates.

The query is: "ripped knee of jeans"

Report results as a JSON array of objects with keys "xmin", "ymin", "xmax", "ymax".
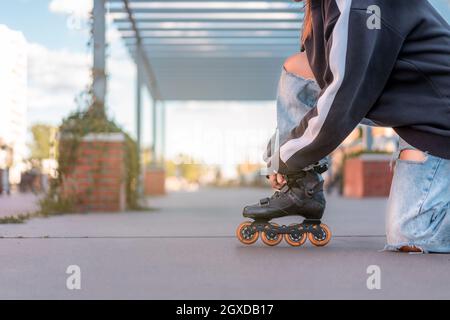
[
  {"xmin": 283, "ymin": 53, "xmax": 315, "ymax": 80},
  {"xmin": 398, "ymin": 149, "xmax": 428, "ymax": 163},
  {"xmin": 390, "ymin": 146, "xmax": 428, "ymax": 170}
]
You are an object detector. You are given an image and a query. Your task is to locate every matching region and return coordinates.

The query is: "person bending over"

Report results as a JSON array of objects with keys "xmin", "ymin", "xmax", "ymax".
[{"xmin": 238, "ymin": 0, "xmax": 450, "ymax": 253}]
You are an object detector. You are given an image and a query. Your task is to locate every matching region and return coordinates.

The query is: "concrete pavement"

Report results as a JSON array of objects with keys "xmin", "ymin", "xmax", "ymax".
[
  {"xmin": 0, "ymin": 188, "xmax": 449, "ymax": 299},
  {"xmin": 0, "ymin": 193, "xmax": 40, "ymax": 218}
]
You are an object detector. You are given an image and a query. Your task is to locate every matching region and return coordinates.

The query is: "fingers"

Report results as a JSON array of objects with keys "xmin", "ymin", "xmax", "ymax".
[
  {"xmin": 268, "ymin": 174, "xmax": 286, "ymax": 189},
  {"xmin": 268, "ymin": 174, "xmax": 278, "ymax": 189},
  {"xmin": 276, "ymin": 174, "xmax": 286, "ymax": 186}
]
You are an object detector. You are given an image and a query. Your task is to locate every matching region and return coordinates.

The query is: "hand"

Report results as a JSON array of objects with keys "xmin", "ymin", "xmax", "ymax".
[{"xmin": 268, "ymin": 173, "xmax": 286, "ymax": 190}]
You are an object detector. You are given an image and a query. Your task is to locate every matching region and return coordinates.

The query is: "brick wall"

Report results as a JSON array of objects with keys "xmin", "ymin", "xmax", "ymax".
[
  {"xmin": 61, "ymin": 133, "xmax": 126, "ymax": 212},
  {"xmin": 344, "ymin": 154, "xmax": 393, "ymax": 198}
]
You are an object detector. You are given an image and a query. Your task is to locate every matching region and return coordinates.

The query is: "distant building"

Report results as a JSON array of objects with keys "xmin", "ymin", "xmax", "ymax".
[{"xmin": 0, "ymin": 25, "xmax": 27, "ymax": 184}]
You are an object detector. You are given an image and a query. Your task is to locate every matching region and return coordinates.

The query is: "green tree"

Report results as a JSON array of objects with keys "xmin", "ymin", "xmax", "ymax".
[{"xmin": 29, "ymin": 124, "xmax": 57, "ymax": 160}]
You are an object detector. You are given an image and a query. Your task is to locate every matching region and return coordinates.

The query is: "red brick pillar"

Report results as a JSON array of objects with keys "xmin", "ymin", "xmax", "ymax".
[
  {"xmin": 144, "ymin": 168, "xmax": 166, "ymax": 195},
  {"xmin": 61, "ymin": 133, "xmax": 126, "ymax": 212},
  {"xmin": 343, "ymin": 154, "xmax": 393, "ymax": 198}
]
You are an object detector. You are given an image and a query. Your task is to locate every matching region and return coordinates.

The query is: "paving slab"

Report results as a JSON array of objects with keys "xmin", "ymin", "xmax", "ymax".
[
  {"xmin": 0, "ymin": 188, "xmax": 449, "ymax": 300},
  {"xmin": 0, "ymin": 193, "xmax": 40, "ymax": 218}
]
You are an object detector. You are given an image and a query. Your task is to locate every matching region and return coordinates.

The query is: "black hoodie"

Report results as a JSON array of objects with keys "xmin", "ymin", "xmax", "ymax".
[{"xmin": 277, "ymin": 0, "xmax": 450, "ymax": 174}]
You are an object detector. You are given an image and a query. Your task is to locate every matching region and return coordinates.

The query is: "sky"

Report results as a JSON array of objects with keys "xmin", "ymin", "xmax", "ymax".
[{"xmin": 0, "ymin": 0, "xmax": 449, "ymax": 171}]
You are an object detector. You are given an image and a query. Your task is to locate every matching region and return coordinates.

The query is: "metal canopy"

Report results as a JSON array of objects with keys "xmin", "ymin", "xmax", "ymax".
[{"xmin": 108, "ymin": 0, "xmax": 304, "ymax": 100}]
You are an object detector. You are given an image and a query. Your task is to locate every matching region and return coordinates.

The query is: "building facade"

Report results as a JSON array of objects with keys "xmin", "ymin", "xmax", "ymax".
[{"xmin": 0, "ymin": 25, "xmax": 27, "ymax": 184}]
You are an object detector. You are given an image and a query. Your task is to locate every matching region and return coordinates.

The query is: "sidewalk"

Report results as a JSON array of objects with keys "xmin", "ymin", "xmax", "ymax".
[
  {"xmin": 0, "ymin": 188, "xmax": 449, "ymax": 299},
  {"xmin": 0, "ymin": 192, "xmax": 40, "ymax": 218}
]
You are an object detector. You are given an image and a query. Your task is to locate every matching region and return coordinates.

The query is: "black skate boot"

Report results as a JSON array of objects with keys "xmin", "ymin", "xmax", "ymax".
[{"xmin": 236, "ymin": 164, "xmax": 331, "ymax": 247}]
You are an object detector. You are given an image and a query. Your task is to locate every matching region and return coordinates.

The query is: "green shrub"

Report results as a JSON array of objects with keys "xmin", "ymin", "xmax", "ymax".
[{"xmin": 36, "ymin": 104, "xmax": 140, "ymax": 217}]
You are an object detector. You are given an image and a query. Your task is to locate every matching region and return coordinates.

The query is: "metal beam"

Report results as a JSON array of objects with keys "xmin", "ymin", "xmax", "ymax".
[
  {"xmin": 133, "ymin": 51, "xmax": 292, "ymax": 58},
  {"xmin": 123, "ymin": 0, "xmax": 162, "ymax": 101},
  {"xmin": 136, "ymin": 50, "xmax": 143, "ymax": 197},
  {"xmin": 114, "ymin": 17, "xmax": 301, "ymax": 23},
  {"xmin": 130, "ymin": 12, "xmax": 301, "ymax": 18},
  {"xmin": 128, "ymin": 44, "xmax": 299, "ymax": 51},
  {"xmin": 365, "ymin": 126, "xmax": 374, "ymax": 151},
  {"xmin": 124, "ymin": 38, "xmax": 298, "ymax": 45},
  {"xmin": 119, "ymin": 30, "xmax": 301, "ymax": 38},
  {"xmin": 117, "ymin": 22, "xmax": 302, "ymax": 30},
  {"xmin": 112, "ymin": 11, "xmax": 303, "ymax": 22},
  {"xmin": 151, "ymin": 98, "xmax": 157, "ymax": 164},
  {"xmin": 132, "ymin": 51, "xmax": 297, "ymax": 58},
  {"xmin": 110, "ymin": 8, "xmax": 302, "ymax": 13},
  {"xmin": 109, "ymin": 0, "xmax": 300, "ymax": 8},
  {"xmin": 92, "ymin": 0, "xmax": 106, "ymax": 111},
  {"xmin": 160, "ymin": 101, "xmax": 165, "ymax": 163},
  {"xmin": 136, "ymin": 54, "xmax": 142, "ymax": 150},
  {"xmin": 108, "ymin": 0, "xmax": 296, "ymax": 3}
]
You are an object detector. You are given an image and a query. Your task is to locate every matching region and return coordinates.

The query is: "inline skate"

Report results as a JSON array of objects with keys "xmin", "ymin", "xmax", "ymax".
[{"xmin": 236, "ymin": 164, "xmax": 331, "ymax": 247}]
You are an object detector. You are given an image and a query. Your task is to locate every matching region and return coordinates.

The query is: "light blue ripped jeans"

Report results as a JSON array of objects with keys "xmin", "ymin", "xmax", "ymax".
[
  {"xmin": 267, "ymin": 64, "xmax": 450, "ymax": 253},
  {"xmin": 385, "ymin": 138, "xmax": 450, "ymax": 253}
]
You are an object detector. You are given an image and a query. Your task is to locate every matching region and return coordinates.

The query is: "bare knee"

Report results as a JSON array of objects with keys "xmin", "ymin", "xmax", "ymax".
[
  {"xmin": 283, "ymin": 52, "xmax": 315, "ymax": 80},
  {"xmin": 399, "ymin": 149, "xmax": 427, "ymax": 162}
]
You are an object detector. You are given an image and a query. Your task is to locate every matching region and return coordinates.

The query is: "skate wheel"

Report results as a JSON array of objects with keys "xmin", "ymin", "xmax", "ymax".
[
  {"xmin": 284, "ymin": 224, "xmax": 307, "ymax": 247},
  {"xmin": 236, "ymin": 221, "xmax": 259, "ymax": 245},
  {"xmin": 261, "ymin": 223, "xmax": 283, "ymax": 246},
  {"xmin": 308, "ymin": 224, "xmax": 331, "ymax": 247}
]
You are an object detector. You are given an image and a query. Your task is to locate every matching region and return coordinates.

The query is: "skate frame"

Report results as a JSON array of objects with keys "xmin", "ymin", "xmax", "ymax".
[{"xmin": 249, "ymin": 219, "xmax": 326, "ymax": 240}]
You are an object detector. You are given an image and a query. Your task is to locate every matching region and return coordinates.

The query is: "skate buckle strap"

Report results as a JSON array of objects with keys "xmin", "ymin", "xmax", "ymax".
[
  {"xmin": 259, "ymin": 198, "xmax": 270, "ymax": 206},
  {"xmin": 313, "ymin": 163, "xmax": 328, "ymax": 174}
]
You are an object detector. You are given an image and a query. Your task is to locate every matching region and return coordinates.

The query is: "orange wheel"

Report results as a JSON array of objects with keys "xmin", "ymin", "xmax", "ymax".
[
  {"xmin": 308, "ymin": 224, "xmax": 331, "ymax": 247},
  {"xmin": 284, "ymin": 224, "xmax": 307, "ymax": 247},
  {"xmin": 236, "ymin": 221, "xmax": 259, "ymax": 245},
  {"xmin": 261, "ymin": 223, "xmax": 283, "ymax": 246}
]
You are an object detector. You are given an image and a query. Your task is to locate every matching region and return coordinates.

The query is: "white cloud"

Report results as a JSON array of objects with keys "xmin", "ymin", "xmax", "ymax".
[
  {"xmin": 49, "ymin": 0, "xmax": 92, "ymax": 19},
  {"xmin": 27, "ymin": 42, "xmax": 90, "ymax": 123},
  {"xmin": 27, "ymin": 0, "xmax": 137, "ymax": 130},
  {"xmin": 26, "ymin": 41, "xmax": 136, "ymax": 134},
  {"xmin": 27, "ymin": 43, "xmax": 90, "ymax": 94},
  {"xmin": 48, "ymin": 0, "xmax": 122, "ymax": 45}
]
